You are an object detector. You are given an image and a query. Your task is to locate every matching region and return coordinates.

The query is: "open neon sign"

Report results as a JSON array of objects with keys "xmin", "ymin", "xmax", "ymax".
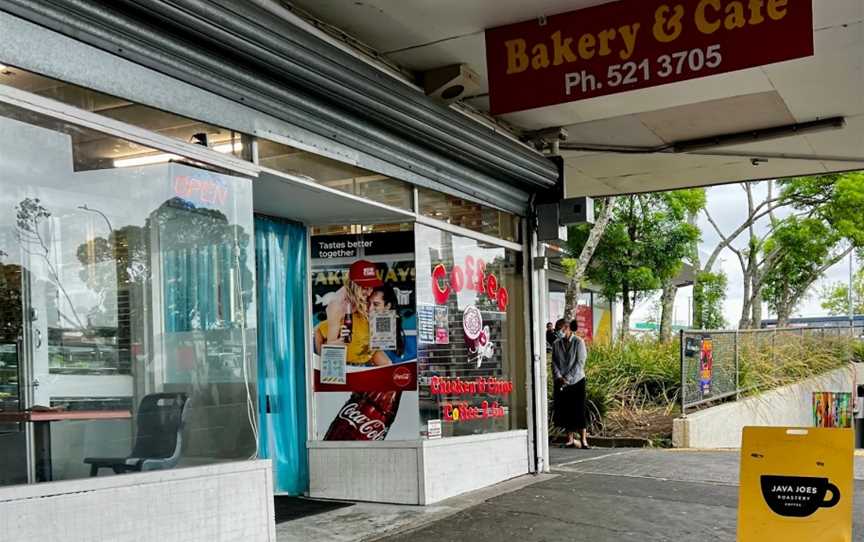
[{"xmin": 174, "ymin": 175, "xmax": 229, "ymax": 206}]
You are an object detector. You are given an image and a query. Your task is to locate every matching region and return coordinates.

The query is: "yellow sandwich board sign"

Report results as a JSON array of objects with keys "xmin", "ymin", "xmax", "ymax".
[{"xmin": 738, "ymin": 427, "xmax": 854, "ymax": 542}]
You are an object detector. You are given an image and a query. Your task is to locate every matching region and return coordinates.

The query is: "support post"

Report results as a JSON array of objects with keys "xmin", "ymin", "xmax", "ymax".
[
  {"xmin": 680, "ymin": 329, "xmax": 686, "ymax": 417},
  {"xmin": 734, "ymin": 330, "xmax": 740, "ymax": 400}
]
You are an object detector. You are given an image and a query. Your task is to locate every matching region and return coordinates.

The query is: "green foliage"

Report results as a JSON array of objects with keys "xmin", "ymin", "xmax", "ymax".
[
  {"xmin": 547, "ymin": 339, "xmax": 680, "ymax": 436},
  {"xmin": 0, "ymin": 264, "xmax": 23, "ymax": 343},
  {"xmin": 584, "ymin": 338, "xmax": 681, "ymax": 410},
  {"xmin": 780, "ymin": 173, "xmax": 864, "ymax": 246},
  {"xmin": 762, "ymin": 217, "xmax": 840, "ymax": 318},
  {"xmin": 758, "ymin": 173, "xmax": 864, "ymax": 319},
  {"xmin": 693, "ymin": 270, "xmax": 727, "ymax": 329},
  {"xmin": 737, "ymin": 330, "xmax": 854, "ymax": 394},
  {"xmin": 821, "ymin": 267, "xmax": 864, "ymax": 316},
  {"xmin": 549, "ymin": 331, "xmax": 856, "ymax": 441},
  {"xmin": 568, "ymin": 191, "xmax": 702, "ymax": 313},
  {"xmin": 560, "ymin": 257, "xmax": 577, "ymax": 277}
]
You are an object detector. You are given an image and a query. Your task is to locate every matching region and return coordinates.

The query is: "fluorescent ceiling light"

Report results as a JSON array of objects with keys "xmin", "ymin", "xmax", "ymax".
[
  {"xmin": 213, "ymin": 142, "xmax": 242, "ymax": 153},
  {"xmin": 113, "ymin": 141, "xmax": 243, "ymax": 168},
  {"xmin": 113, "ymin": 153, "xmax": 178, "ymax": 168}
]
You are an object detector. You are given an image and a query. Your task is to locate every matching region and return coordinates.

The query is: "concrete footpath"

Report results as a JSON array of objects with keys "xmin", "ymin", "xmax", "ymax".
[{"xmin": 278, "ymin": 448, "xmax": 864, "ymax": 542}]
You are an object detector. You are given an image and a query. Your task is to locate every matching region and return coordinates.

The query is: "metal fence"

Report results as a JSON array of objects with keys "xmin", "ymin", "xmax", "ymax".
[{"xmin": 680, "ymin": 326, "xmax": 863, "ymax": 413}]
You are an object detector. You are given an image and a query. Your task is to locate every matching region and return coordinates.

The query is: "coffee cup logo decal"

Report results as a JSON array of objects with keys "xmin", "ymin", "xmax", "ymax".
[{"xmin": 760, "ymin": 475, "xmax": 841, "ymax": 518}]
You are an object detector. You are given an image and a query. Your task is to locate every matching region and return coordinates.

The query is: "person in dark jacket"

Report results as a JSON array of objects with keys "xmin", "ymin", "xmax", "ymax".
[
  {"xmin": 545, "ymin": 322, "xmax": 556, "ymax": 351},
  {"xmin": 552, "ymin": 319, "xmax": 589, "ymax": 448}
]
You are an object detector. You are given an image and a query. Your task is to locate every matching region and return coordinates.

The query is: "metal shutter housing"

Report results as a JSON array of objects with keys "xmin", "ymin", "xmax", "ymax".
[{"xmin": 0, "ymin": 0, "xmax": 560, "ymax": 214}]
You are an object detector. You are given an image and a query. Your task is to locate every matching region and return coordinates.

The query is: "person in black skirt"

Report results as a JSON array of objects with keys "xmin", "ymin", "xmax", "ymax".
[{"xmin": 552, "ymin": 318, "xmax": 589, "ymax": 449}]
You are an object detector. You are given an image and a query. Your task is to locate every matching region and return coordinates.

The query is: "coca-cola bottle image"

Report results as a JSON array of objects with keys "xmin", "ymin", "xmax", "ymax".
[
  {"xmin": 340, "ymin": 303, "xmax": 353, "ymax": 343},
  {"xmin": 324, "ymin": 391, "xmax": 402, "ymax": 441}
]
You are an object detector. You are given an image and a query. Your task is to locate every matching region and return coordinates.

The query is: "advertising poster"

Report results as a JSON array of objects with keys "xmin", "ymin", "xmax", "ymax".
[
  {"xmin": 813, "ymin": 392, "xmax": 853, "ymax": 429},
  {"xmin": 738, "ymin": 427, "xmax": 854, "ymax": 542},
  {"xmin": 699, "ymin": 337, "xmax": 714, "ymax": 395},
  {"xmin": 575, "ymin": 305, "xmax": 593, "ymax": 343},
  {"xmin": 418, "ymin": 305, "xmax": 435, "ymax": 344},
  {"xmin": 311, "ymin": 231, "xmax": 419, "ymax": 441},
  {"xmin": 320, "ymin": 345, "xmax": 347, "ymax": 385},
  {"xmin": 434, "ymin": 305, "xmax": 449, "ymax": 344},
  {"xmin": 418, "ymin": 304, "xmax": 450, "ymax": 345}
]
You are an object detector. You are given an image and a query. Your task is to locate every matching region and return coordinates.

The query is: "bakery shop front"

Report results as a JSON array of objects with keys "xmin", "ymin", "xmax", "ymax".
[
  {"xmin": 306, "ymin": 211, "xmax": 532, "ymax": 504},
  {"xmin": 0, "ymin": 4, "xmax": 558, "ymax": 535}
]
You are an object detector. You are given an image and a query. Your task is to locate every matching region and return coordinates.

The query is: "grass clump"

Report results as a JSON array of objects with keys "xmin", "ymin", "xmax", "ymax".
[{"xmin": 549, "ymin": 330, "xmax": 859, "ymax": 443}]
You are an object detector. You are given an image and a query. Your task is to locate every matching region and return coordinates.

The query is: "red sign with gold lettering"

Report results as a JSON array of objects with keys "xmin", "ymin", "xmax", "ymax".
[{"xmin": 485, "ymin": 0, "xmax": 813, "ymax": 115}]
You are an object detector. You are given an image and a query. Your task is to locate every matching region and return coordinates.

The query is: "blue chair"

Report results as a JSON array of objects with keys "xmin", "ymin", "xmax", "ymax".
[{"xmin": 85, "ymin": 392, "xmax": 188, "ymax": 476}]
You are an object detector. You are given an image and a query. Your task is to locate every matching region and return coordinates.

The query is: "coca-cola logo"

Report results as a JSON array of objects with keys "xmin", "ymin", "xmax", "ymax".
[
  {"xmin": 393, "ymin": 366, "xmax": 412, "ymax": 388},
  {"xmin": 338, "ymin": 403, "xmax": 387, "ymax": 441}
]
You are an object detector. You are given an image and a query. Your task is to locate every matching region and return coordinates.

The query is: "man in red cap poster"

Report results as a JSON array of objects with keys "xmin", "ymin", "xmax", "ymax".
[
  {"xmin": 314, "ymin": 259, "xmax": 383, "ymax": 366},
  {"xmin": 310, "ymin": 231, "xmax": 419, "ymax": 442}
]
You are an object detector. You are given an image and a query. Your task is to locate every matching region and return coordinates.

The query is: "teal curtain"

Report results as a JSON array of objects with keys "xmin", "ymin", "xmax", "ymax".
[
  {"xmin": 163, "ymin": 244, "xmax": 233, "ymax": 331},
  {"xmin": 255, "ymin": 216, "xmax": 309, "ymax": 495}
]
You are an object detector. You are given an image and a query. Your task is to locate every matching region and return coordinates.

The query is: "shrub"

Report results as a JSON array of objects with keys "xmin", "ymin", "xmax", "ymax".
[
  {"xmin": 549, "ymin": 330, "xmax": 857, "ymax": 439},
  {"xmin": 549, "ymin": 337, "xmax": 681, "ymax": 435},
  {"xmin": 737, "ymin": 330, "xmax": 854, "ymax": 394}
]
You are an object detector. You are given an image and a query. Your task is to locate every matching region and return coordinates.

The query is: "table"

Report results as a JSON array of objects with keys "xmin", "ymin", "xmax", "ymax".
[{"xmin": 0, "ymin": 410, "xmax": 132, "ymax": 482}]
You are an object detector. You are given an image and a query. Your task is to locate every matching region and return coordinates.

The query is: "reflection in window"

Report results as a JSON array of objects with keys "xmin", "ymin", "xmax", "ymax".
[
  {"xmin": 418, "ymin": 188, "xmax": 521, "ymax": 243},
  {"xmin": 257, "ymin": 139, "xmax": 413, "ymax": 211},
  {"xmin": 0, "ymin": 62, "xmax": 251, "ymax": 162},
  {"xmin": 311, "ymin": 223, "xmax": 414, "ymax": 236},
  {"xmin": 0, "ymin": 102, "xmax": 257, "ymax": 486}
]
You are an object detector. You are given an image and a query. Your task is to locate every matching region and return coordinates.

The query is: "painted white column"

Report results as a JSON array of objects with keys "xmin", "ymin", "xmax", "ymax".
[{"xmin": 529, "ymin": 233, "xmax": 550, "ymax": 473}]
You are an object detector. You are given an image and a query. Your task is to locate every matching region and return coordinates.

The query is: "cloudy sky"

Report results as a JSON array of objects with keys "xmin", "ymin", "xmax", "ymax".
[{"xmin": 628, "ymin": 181, "xmax": 856, "ymax": 329}]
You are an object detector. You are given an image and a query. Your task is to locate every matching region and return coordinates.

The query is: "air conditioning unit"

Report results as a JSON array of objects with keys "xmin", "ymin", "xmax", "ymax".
[{"xmin": 423, "ymin": 64, "xmax": 482, "ymax": 103}]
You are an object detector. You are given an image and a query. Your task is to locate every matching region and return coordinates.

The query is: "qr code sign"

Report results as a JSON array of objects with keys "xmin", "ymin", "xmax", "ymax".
[{"xmin": 376, "ymin": 318, "xmax": 392, "ymax": 333}]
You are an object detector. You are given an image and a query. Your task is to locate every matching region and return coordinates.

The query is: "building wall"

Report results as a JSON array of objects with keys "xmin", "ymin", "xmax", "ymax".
[
  {"xmin": 0, "ymin": 460, "xmax": 276, "ymax": 542},
  {"xmin": 308, "ymin": 441, "xmax": 421, "ymax": 504},
  {"xmin": 421, "ymin": 431, "xmax": 529, "ymax": 504},
  {"xmin": 308, "ymin": 431, "xmax": 530, "ymax": 505},
  {"xmin": 673, "ymin": 365, "xmax": 863, "ymax": 449}
]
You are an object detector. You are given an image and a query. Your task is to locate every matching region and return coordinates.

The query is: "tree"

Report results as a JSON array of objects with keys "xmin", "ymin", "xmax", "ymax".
[
  {"xmin": 758, "ymin": 173, "xmax": 864, "ymax": 326},
  {"xmin": 577, "ymin": 191, "xmax": 700, "ymax": 339},
  {"xmin": 15, "ymin": 197, "xmax": 87, "ymax": 332},
  {"xmin": 780, "ymin": 173, "xmax": 864, "ymax": 244},
  {"xmin": 702, "ymin": 174, "xmax": 864, "ymax": 328},
  {"xmin": 77, "ymin": 197, "xmax": 255, "ymax": 329},
  {"xmin": 703, "ymin": 182, "xmax": 786, "ymax": 328},
  {"xmin": 693, "ymin": 270, "xmax": 727, "ymax": 329},
  {"xmin": 563, "ymin": 197, "xmax": 616, "ymax": 322},
  {"xmin": 821, "ymin": 267, "xmax": 864, "ymax": 316},
  {"xmin": 762, "ymin": 217, "xmax": 851, "ymax": 327},
  {"xmin": 658, "ymin": 190, "xmax": 706, "ymax": 341}
]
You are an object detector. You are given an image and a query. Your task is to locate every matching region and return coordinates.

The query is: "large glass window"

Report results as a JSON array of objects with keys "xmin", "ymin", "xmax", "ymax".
[
  {"xmin": 417, "ymin": 188, "xmax": 521, "ymax": 242},
  {"xmin": 415, "ymin": 224, "xmax": 526, "ymax": 437},
  {"xmin": 311, "ymin": 223, "xmax": 414, "ymax": 236},
  {"xmin": 0, "ymin": 101, "xmax": 257, "ymax": 486},
  {"xmin": 257, "ymin": 139, "xmax": 414, "ymax": 211},
  {"xmin": 0, "ymin": 63, "xmax": 250, "ymax": 162}
]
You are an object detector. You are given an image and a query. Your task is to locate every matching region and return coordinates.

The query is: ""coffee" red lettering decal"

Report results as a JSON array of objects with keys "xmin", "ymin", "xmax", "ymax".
[{"xmin": 431, "ymin": 257, "xmax": 509, "ymax": 311}]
